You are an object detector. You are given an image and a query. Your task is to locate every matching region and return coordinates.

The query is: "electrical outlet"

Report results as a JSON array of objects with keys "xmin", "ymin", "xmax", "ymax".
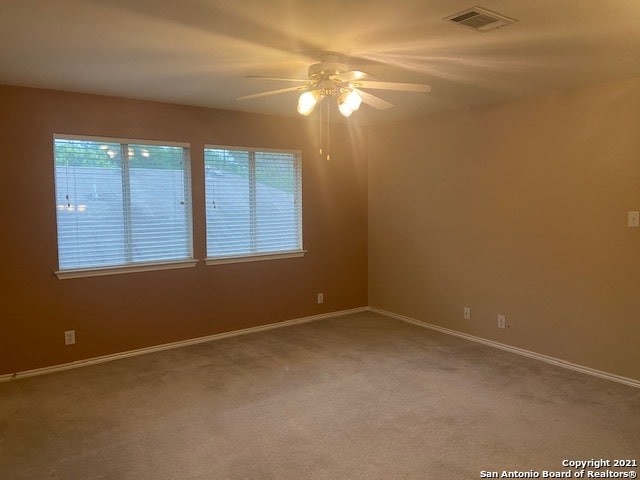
[
  {"xmin": 463, "ymin": 307, "xmax": 471, "ymax": 320},
  {"xmin": 317, "ymin": 292, "xmax": 324, "ymax": 304},
  {"xmin": 497, "ymin": 315, "xmax": 506, "ymax": 329},
  {"xmin": 64, "ymin": 330, "xmax": 76, "ymax": 345}
]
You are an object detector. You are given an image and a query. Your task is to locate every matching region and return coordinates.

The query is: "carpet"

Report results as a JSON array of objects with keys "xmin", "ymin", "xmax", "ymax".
[{"xmin": 1, "ymin": 311, "xmax": 638, "ymax": 479}]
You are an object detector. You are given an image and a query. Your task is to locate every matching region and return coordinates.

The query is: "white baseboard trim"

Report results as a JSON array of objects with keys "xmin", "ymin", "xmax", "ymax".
[
  {"xmin": 370, "ymin": 307, "xmax": 640, "ymax": 389},
  {"xmin": 0, "ymin": 307, "xmax": 368, "ymax": 382},
  {"xmin": 5, "ymin": 306, "xmax": 638, "ymax": 389}
]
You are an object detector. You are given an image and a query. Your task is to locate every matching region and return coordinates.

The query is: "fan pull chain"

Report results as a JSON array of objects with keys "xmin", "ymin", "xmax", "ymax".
[
  {"xmin": 326, "ymin": 101, "xmax": 331, "ymax": 161},
  {"xmin": 318, "ymin": 99, "xmax": 327, "ymax": 159},
  {"xmin": 318, "ymin": 102, "xmax": 323, "ymax": 158},
  {"xmin": 316, "ymin": 99, "xmax": 332, "ymax": 161}
]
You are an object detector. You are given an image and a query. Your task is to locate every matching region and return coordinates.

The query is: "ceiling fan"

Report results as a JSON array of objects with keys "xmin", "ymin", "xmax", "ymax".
[{"xmin": 237, "ymin": 52, "xmax": 431, "ymax": 118}]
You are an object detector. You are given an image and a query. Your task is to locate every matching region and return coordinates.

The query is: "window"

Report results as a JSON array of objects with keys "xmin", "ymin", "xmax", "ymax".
[
  {"xmin": 53, "ymin": 135, "xmax": 194, "ymax": 277},
  {"xmin": 204, "ymin": 146, "xmax": 303, "ymax": 263}
]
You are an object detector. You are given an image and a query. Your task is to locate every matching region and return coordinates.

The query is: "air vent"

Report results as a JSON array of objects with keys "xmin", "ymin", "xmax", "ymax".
[{"xmin": 444, "ymin": 6, "xmax": 517, "ymax": 32}]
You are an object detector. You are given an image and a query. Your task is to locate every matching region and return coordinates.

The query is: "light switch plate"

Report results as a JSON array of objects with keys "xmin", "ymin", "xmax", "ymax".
[{"xmin": 628, "ymin": 211, "xmax": 639, "ymax": 227}]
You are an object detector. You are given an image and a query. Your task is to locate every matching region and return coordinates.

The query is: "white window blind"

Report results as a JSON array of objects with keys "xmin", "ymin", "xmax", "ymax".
[
  {"xmin": 54, "ymin": 136, "xmax": 193, "ymax": 272},
  {"xmin": 205, "ymin": 147, "xmax": 302, "ymax": 259}
]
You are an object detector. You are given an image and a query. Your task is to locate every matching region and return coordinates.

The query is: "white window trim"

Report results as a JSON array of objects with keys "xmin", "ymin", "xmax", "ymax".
[
  {"xmin": 55, "ymin": 259, "xmax": 198, "ymax": 280},
  {"xmin": 204, "ymin": 144, "xmax": 302, "ymax": 155},
  {"xmin": 53, "ymin": 134, "xmax": 194, "ymax": 278},
  {"xmin": 205, "ymin": 250, "xmax": 306, "ymax": 266},
  {"xmin": 55, "ymin": 134, "xmax": 189, "ymax": 148}
]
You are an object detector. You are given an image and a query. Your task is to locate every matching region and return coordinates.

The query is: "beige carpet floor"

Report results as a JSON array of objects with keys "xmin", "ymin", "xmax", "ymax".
[{"xmin": 1, "ymin": 311, "xmax": 638, "ymax": 479}]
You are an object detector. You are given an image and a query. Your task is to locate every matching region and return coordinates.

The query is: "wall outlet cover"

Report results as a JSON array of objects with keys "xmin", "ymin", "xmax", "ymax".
[{"xmin": 64, "ymin": 330, "xmax": 76, "ymax": 345}]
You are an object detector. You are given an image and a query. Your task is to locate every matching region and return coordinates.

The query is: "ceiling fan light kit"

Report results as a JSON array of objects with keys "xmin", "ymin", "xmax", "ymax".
[
  {"xmin": 297, "ymin": 90, "xmax": 321, "ymax": 116},
  {"xmin": 239, "ymin": 52, "xmax": 431, "ymax": 119},
  {"xmin": 336, "ymin": 89, "xmax": 363, "ymax": 117}
]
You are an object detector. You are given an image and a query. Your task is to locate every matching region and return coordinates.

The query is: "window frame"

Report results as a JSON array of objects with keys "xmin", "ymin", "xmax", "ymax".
[
  {"xmin": 53, "ymin": 134, "xmax": 197, "ymax": 279},
  {"xmin": 203, "ymin": 144, "xmax": 305, "ymax": 266}
]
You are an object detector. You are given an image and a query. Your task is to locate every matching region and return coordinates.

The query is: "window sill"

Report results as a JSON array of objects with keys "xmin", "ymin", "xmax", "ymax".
[
  {"xmin": 55, "ymin": 259, "xmax": 199, "ymax": 279},
  {"xmin": 205, "ymin": 250, "xmax": 306, "ymax": 266}
]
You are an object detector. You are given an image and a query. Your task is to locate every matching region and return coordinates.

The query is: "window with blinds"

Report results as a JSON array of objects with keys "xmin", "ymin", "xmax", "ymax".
[
  {"xmin": 53, "ymin": 135, "xmax": 193, "ymax": 275},
  {"xmin": 204, "ymin": 146, "xmax": 303, "ymax": 261}
]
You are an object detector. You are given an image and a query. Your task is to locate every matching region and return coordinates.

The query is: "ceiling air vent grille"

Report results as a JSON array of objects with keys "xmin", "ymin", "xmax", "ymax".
[{"xmin": 444, "ymin": 6, "xmax": 517, "ymax": 32}]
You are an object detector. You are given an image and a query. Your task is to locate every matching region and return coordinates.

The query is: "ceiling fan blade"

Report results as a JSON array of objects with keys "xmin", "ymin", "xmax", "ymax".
[
  {"xmin": 329, "ymin": 70, "xmax": 372, "ymax": 82},
  {"xmin": 352, "ymin": 88, "xmax": 393, "ymax": 110},
  {"xmin": 237, "ymin": 86, "xmax": 305, "ymax": 101},
  {"xmin": 351, "ymin": 80, "xmax": 431, "ymax": 93},
  {"xmin": 246, "ymin": 75, "xmax": 310, "ymax": 83}
]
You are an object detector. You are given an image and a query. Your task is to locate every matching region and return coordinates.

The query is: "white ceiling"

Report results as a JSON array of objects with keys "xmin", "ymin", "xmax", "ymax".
[{"xmin": 1, "ymin": 0, "xmax": 639, "ymax": 124}]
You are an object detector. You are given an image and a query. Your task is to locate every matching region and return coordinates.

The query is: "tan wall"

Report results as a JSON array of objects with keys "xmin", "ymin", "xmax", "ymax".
[
  {"xmin": 368, "ymin": 77, "xmax": 640, "ymax": 381},
  {"xmin": 0, "ymin": 85, "xmax": 368, "ymax": 375}
]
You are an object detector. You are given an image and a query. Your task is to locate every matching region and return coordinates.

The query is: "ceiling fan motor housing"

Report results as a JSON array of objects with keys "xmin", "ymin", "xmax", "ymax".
[{"xmin": 308, "ymin": 61, "xmax": 348, "ymax": 82}]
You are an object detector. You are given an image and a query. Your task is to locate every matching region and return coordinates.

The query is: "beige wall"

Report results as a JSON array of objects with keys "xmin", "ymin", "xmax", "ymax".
[
  {"xmin": 0, "ymin": 85, "xmax": 368, "ymax": 375},
  {"xmin": 368, "ymin": 77, "xmax": 640, "ymax": 381}
]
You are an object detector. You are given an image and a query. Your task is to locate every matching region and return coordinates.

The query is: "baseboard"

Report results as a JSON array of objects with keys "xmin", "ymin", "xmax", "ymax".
[
  {"xmin": 369, "ymin": 307, "xmax": 640, "ymax": 389},
  {"xmin": 0, "ymin": 306, "xmax": 368, "ymax": 382},
  {"xmin": 6, "ymin": 306, "xmax": 638, "ymax": 389}
]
